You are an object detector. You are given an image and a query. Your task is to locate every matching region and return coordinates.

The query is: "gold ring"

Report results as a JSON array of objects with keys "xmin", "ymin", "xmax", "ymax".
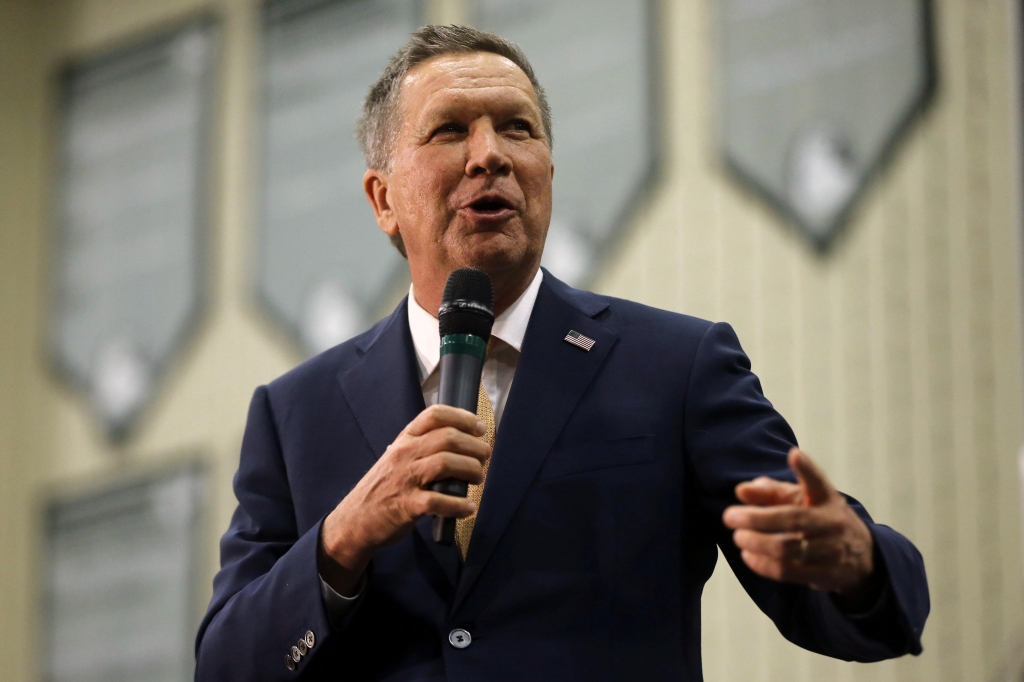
[{"xmin": 798, "ymin": 537, "xmax": 809, "ymax": 562}]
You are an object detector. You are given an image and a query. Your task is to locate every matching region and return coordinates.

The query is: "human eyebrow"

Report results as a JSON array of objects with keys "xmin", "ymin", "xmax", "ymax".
[{"xmin": 507, "ymin": 94, "xmax": 545, "ymax": 129}]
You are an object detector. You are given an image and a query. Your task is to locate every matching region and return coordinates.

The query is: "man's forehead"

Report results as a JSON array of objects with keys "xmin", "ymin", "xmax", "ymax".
[{"xmin": 400, "ymin": 52, "xmax": 540, "ymax": 117}]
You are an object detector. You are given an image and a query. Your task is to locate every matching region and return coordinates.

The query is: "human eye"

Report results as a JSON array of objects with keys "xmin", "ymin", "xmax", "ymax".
[
  {"xmin": 503, "ymin": 118, "xmax": 533, "ymax": 137},
  {"xmin": 431, "ymin": 122, "xmax": 466, "ymax": 139}
]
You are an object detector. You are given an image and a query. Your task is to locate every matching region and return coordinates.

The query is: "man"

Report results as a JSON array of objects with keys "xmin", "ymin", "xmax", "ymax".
[{"xmin": 195, "ymin": 25, "xmax": 928, "ymax": 680}]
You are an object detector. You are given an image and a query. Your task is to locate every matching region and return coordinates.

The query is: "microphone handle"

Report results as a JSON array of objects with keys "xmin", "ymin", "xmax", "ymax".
[{"xmin": 431, "ymin": 339, "xmax": 486, "ymax": 545}]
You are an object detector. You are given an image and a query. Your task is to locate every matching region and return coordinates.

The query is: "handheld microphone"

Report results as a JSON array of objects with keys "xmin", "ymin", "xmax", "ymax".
[{"xmin": 431, "ymin": 268, "xmax": 494, "ymax": 544}]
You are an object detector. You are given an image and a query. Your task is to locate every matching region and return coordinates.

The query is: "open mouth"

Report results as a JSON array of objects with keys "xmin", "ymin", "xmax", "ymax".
[{"xmin": 466, "ymin": 195, "xmax": 516, "ymax": 215}]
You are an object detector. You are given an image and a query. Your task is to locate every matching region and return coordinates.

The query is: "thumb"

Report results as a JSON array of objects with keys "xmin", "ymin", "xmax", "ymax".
[{"xmin": 789, "ymin": 448, "xmax": 833, "ymax": 506}]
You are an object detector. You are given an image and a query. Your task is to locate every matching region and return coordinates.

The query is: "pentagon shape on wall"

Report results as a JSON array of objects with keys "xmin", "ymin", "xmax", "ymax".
[
  {"xmin": 44, "ymin": 464, "xmax": 206, "ymax": 680},
  {"xmin": 472, "ymin": 0, "xmax": 658, "ymax": 287},
  {"xmin": 716, "ymin": 0, "xmax": 935, "ymax": 249},
  {"xmin": 257, "ymin": 0, "xmax": 420, "ymax": 357},
  {"xmin": 49, "ymin": 19, "xmax": 217, "ymax": 439}
]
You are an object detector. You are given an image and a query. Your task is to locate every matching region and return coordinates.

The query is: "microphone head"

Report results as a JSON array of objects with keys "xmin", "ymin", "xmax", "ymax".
[{"xmin": 439, "ymin": 268, "xmax": 494, "ymax": 339}]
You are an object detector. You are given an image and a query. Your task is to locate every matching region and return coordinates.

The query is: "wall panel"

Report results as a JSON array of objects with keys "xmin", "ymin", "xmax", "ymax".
[{"xmin": 596, "ymin": 1, "xmax": 1024, "ymax": 681}]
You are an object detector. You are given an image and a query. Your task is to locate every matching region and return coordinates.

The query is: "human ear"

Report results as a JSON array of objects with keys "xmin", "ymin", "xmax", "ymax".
[{"xmin": 363, "ymin": 169, "xmax": 398, "ymax": 238}]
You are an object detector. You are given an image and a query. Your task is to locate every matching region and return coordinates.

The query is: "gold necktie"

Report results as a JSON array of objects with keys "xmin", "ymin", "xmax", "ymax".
[{"xmin": 455, "ymin": 382, "xmax": 495, "ymax": 558}]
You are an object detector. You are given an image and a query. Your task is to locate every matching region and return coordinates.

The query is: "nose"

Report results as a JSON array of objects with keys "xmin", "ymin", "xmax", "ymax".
[{"xmin": 465, "ymin": 120, "xmax": 512, "ymax": 177}]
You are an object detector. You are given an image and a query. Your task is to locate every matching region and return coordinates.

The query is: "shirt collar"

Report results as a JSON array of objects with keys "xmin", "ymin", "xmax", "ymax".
[{"xmin": 407, "ymin": 268, "xmax": 544, "ymax": 382}]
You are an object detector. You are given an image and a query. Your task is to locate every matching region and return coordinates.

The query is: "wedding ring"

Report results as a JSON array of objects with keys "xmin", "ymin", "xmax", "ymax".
[{"xmin": 798, "ymin": 537, "xmax": 809, "ymax": 562}]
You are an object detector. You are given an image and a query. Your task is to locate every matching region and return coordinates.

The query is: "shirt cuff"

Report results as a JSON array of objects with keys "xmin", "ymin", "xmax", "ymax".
[{"xmin": 319, "ymin": 572, "xmax": 366, "ymax": 624}]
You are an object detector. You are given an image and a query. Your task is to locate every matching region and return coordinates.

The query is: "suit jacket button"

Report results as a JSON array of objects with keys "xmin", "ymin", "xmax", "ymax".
[
  {"xmin": 285, "ymin": 654, "xmax": 296, "ymax": 671},
  {"xmin": 448, "ymin": 629, "xmax": 472, "ymax": 649},
  {"xmin": 304, "ymin": 630, "xmax": 315, "ymax": 649},
  {"xmin": 290, "ymin": 645, "xmax": 302, "ymax": 662},
  {"xmin": 297, "ymin": 639, "xmax": 308, "ymax": 656}
]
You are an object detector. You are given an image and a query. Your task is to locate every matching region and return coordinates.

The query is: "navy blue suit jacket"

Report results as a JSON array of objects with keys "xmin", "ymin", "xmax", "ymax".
[{"xmin": 196, "ymin": 272, "xmax": 928, "ymax": 680}]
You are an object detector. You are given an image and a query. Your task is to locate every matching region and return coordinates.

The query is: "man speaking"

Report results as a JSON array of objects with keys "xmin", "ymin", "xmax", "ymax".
[{"xmin": 195, "ymin": 25, "xmax": 928, "ymax": 680}]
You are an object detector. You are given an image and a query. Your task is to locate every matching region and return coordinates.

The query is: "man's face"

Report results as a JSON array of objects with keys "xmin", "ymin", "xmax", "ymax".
[{"xmin": 365, "ymin": 52, "xmax": 554, "ymax": 296}]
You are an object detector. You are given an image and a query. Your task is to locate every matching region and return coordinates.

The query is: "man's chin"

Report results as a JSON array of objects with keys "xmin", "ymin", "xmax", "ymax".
[
  {"xmin": 451, "ymin": 233, "xmax": 528, "ymax": 273},
  {"xmin": 457, "ymin": 252, "xmax": 521, "ymax": 276}
]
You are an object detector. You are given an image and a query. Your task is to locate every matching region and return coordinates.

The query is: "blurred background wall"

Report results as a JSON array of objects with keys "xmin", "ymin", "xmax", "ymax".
[{"xmin": 0, "ymin": 0, "xmax": 1022, "ymax": 680}]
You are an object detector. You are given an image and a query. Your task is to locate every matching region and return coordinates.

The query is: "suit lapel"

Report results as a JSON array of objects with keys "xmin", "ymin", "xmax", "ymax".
[
  {"xmin": 338, "ymin": 299, "xmax": 424, "ymax": 459},
  {"xmin": 453, "ymin": 273, "xmax": 617, "ymax": 610},
  {"xmin": 338, "ymin": 299, "xmax": 462, "ymax": 587}
]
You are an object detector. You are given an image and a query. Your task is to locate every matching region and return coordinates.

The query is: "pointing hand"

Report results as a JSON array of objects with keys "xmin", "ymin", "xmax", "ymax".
[{"xmin": 722, "ymin": 448, "xmax": 877, "ymax": 601}]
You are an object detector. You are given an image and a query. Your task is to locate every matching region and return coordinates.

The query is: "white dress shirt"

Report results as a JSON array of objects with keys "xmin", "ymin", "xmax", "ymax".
[
  {"xmin": 407, "ymin": 268, "xmax": 543, "ymax": 429},
  {"xmin": 320, "ymin": 269, "xmax": 544, "ymax": 614}
]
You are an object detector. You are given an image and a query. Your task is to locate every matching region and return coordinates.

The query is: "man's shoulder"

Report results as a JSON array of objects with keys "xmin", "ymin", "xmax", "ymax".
[
  {"xmin": 545, "ymin": 273, "xmax": 715, "ymax": 341},
  {"xmin": 263, "ymin": 306, "xmax": 402, "ymax": 401},
  {"xmin": 600, "ymin": 294, "xmax": 714, "ymax": 336}
]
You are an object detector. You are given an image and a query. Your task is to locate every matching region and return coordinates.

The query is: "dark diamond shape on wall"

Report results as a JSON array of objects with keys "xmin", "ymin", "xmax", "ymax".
[
  {"xmin": 50, "ymin": 20, "xmax": 217, "ymax": 438},
  {"xmin": 717, "ymin": 0, "xmax": 935, "ymax": 248}
]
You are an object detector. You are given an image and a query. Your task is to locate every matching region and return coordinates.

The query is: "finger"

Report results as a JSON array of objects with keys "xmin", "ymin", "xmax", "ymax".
[
  {"xmin": 406, "ymin": 404, "xmax": 486, "ymax": 438},
  {"xmin": 735, "ymin": 477, "xmax": 802, "ymax": 507},
  {"xmin": 739, "ymin": 550, "xmax": 844, "ymax": 586},
  {"xmin": 723, "ymin": 504, "xmax": 841, "ymax": 535},
  {"xmin": 420, "ymin": 427, "xmax": 492, "ymax": 461},
  {"xmin": 416, "ymin": 452, "xmax": 486, "ymax": 487},
  {"xmin": 733, "ymin": 530, "xmax": 843, "ymax": 564},
  {"xmin": 798, "ymin": 537, "xmax": 844, "ymax": 565},
  {"xmin": 788, "ymin": 448, "xmax": 834, "ymax": 506},
  {"xmin": 731, "ymin": 529, "xmax": 803, "ymax": 560},
  {"xmin": 411, "ymin": 490, "xmax": 477, "ymax": 519}
]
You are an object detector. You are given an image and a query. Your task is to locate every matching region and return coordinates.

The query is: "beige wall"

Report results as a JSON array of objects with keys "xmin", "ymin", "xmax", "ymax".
[
  {"xmin": 0, "ymin": 4, "xmax": 49, "ymax": 682},
  {"xmin": 0, "ymin": 1, "xmax": 1021, "ymax": 681},
  {"xmin": 600, "ymin": 2, "xmax": 1024, "ymax": 680}
]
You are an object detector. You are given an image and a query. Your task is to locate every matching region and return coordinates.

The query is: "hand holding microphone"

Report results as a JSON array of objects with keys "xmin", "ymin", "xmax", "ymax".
[{"xmin": 318, "ymin": 269, "xmax": 493, "ymax": 594}]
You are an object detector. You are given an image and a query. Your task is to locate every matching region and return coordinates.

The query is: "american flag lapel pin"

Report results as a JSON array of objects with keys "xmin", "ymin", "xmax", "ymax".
[{"xmin": 563, "ymin": 330, "xmax": 596, "ymax": 351}]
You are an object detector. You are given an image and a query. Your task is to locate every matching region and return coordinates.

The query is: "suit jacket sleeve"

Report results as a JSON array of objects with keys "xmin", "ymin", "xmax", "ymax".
[
  {"xmin": 194, "ymin": 386, "xmax": 351, "ymax": 680},
  {"xmin": 683, "ymin": 322, "xmax": 929, "ymax": 661}
]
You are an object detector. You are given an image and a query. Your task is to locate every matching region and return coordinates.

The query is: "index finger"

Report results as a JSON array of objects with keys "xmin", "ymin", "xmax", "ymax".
[
  {"xmin": 405, "ymin": 404, "xmax": 486, "ymax": 438},
  {"xmin": 722, "ymin": 504, "xmax": 839, "ymax": 536},
  {"xmin": 735, "ymin": 477, "xmax": 802, "ymax": 507}
]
